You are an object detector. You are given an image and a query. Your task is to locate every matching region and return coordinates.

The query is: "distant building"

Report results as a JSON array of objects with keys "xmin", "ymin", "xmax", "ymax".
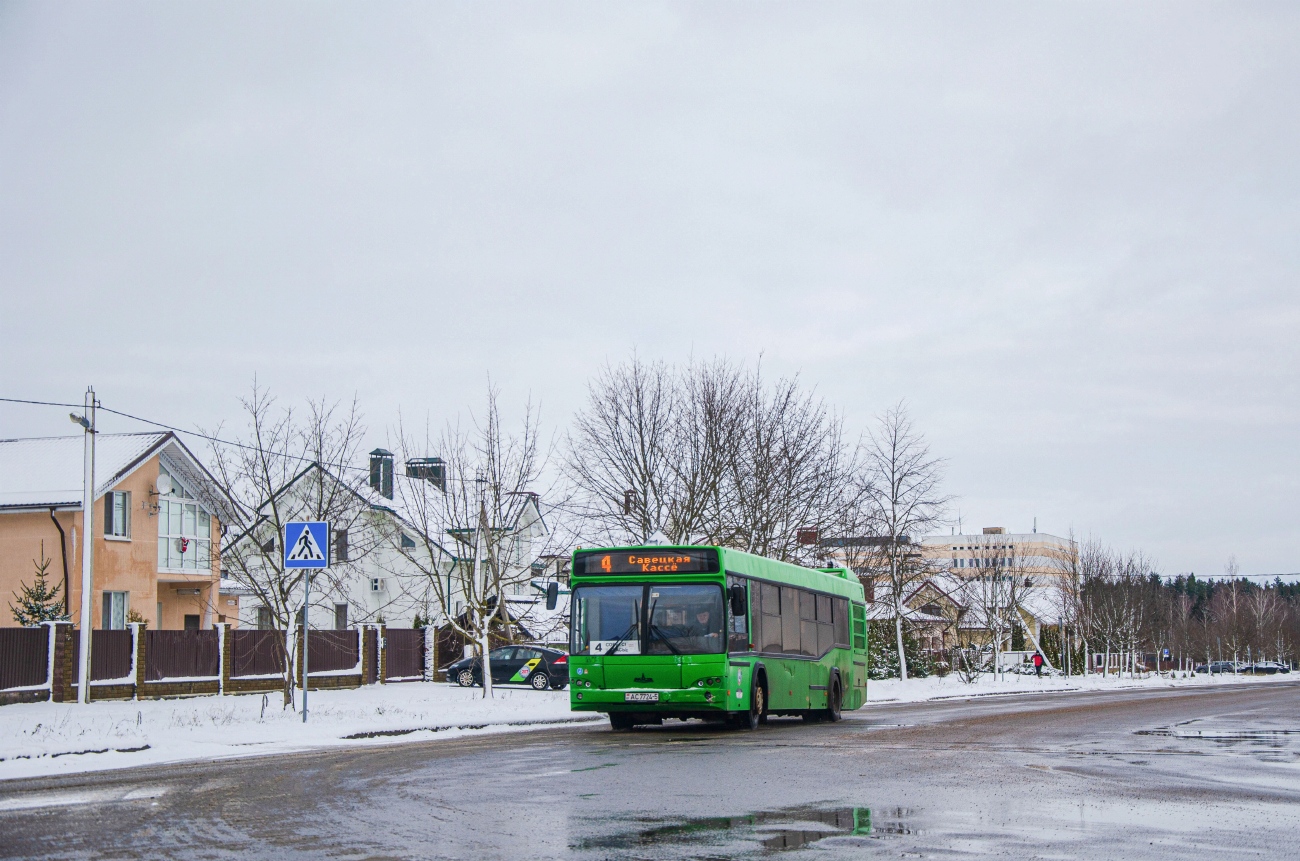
[
  {"xmin": 0, "ymin": 432, "xmax": 242, "ymax": 630},
  {"xmin": 920, "ymin": 527, "xmax": 1076, "ymax": 583}
]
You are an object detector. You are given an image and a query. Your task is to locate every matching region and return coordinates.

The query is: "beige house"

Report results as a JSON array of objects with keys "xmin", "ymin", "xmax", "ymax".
[{"xmin": 0, "ymin": 432, "xmax": 241, "ymax": 630}]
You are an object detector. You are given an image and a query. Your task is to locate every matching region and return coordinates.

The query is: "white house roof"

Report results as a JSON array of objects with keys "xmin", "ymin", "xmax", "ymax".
[{"xmin": 0, "ymin": 432, "xmax": 168, "ymax": 510}]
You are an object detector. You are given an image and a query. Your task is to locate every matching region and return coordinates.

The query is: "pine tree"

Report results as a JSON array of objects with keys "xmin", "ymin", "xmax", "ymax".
[{"xmin": 9, "ymin": 541, "xmax": 68, "ymax": 626}]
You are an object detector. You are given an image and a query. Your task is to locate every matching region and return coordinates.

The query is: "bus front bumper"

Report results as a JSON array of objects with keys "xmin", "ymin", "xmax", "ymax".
[{"xmin": 570, "ymin": 687, "xmax": 736, "ymax": 711}]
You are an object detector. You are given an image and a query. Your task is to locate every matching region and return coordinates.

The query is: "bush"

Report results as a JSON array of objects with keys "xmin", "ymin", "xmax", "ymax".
[{"xmin": 868, "ymin": 620, "xmax": 932, "ymax": 680}]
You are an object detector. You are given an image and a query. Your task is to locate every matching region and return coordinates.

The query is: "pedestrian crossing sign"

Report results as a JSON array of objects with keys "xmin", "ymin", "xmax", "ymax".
[{"xmin": 284, "ymin": 521, "xmax": 330, "ymax": 569}]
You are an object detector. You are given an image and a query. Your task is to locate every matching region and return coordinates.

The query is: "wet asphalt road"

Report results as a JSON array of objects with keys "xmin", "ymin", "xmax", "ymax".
[{"xmin": 2, "ymin": 681, "xmax": 1299, "ymax": 860}]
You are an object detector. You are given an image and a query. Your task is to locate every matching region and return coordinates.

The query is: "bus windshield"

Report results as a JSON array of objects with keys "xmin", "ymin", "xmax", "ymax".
[{"xmin": 571, "ymin": 584, "xmax": 725, "ymax": 656}]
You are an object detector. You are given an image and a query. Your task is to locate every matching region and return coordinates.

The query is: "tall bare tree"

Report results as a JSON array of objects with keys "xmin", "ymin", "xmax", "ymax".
[
  {"xmin": 859, "ymin": 402, "xmax": 949, "ymax": 681},
  {"xmin": 387, "ymin": 384, "xmax": 557, "ymax": 696},
  {"xmin": 565, "ymin": 356, "xmax": 860, "ymax": 563}
]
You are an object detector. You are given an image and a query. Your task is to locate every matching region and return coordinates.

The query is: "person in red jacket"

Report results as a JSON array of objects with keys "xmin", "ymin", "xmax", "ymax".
[{"xmin": 1032, "ymin": 651, "xmax": 1045, "ymax": 677}]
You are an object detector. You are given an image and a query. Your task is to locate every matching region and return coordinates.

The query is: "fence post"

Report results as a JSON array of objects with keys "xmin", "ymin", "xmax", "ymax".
[
  {"xmin": 39, "ymin": 621, "xmax": 59, "ymax": 701},
  {"xmin": 222, "ymin": 624, "xmax": 235, "ymax": 692},
  {"xmin": 378, "ymin": 623, "xmax": 387, "ymax": 684},
  {"xmin": 359, "ymin": 625, "xmax": 374, "ymax": 686},
  {"xmin": 425, "ymin": 627, "xmax": 437, "ymax": 683},
  {"xmin": 215, "ymin": 623, "xmax": 228, "ymax": 696},
  {"xmin": 48, "ymin": 621, "xmax": 74, "ymax": 703},
  {"xmin": 128, "ymin": 622, "xmax": 144, "ymax": 700}
]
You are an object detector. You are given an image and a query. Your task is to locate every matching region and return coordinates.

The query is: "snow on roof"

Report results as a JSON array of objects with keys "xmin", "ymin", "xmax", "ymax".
[
  {"xmin": 0, "ymin": 432, "xmax": 241, "ymax": 525},
  {"xmin": 0, "ymin": 432, "xmax": 168, "ymax": 509}
]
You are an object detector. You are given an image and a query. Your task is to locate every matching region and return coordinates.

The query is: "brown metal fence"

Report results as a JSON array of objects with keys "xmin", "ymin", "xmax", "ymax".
[
  {"xmin": 306, "ymin": 630, "xmax": 358, "ymax": 673},
  {"xmin": 145, "ymin": 630, "xmax": 220, "ymax": 681},
  {"xmin": 71, "ymin": 630, "xmax": 135, "ymax": 682},
  {"xmin": 0, "ymin": 628, "xmax": 49, "ymax": 690},
  {"xmin": 231, "ymin": 630, "xmax": 286, "ymax": 677},
  {"xmin": 385, "ymin": 629, "xmax": 425, "ymax": 680}
]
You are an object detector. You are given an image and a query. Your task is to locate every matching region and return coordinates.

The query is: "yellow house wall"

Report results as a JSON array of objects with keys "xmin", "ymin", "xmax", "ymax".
[{"xmin": 0, "ymin": 453, "xmax": 231, "ymax": 629}]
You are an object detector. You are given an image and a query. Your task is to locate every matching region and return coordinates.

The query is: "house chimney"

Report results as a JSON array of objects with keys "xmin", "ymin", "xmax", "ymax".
[
  {"xmin": 369, "ymin": 449, "xmax": 394, "ymax": 499},
  {"xmin": 405, "ymin": 457, "xmax": 445, "ymax": 492}
]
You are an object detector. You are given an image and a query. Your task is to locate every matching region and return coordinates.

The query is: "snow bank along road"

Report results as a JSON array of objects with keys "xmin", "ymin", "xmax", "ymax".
[
  {"xmin": 0, "ymin": 669, "xmax": 1278, "ymax": 782},
  {"xmin": 2, "ymin": 679, "xmax": 1298, "ymax": 859}
]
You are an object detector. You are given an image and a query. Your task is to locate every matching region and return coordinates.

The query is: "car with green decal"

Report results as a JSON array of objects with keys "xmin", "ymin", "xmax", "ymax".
[{"xmin": 446, "ymin": 645, "xmax": 570, "ymax": 690}]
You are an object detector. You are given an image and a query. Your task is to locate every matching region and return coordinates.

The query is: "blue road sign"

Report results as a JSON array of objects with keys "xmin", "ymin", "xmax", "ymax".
[{"xmin": 284, "ymin": 521, "xmax": 330, "ymax": 569}]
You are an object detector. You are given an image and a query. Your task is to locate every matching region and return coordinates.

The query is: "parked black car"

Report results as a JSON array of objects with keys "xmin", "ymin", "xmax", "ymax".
[{"xmin": 445, "ymin": 645, "xmax": 569, "ymax": 690}]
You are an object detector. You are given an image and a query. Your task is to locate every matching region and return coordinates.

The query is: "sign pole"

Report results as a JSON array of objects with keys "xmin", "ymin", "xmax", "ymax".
[
  {"xmin": 284, "ymin": 521, "xmax": 329, "ymax": 725},
  {"xmin": 302, "ymin": 569, "xmax": 310, "ymax": 723}
]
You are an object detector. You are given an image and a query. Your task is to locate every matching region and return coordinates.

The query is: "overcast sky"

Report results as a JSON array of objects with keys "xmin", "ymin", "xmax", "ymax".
[{"xmin": 2, "ymin": 3, "xmax": 1297, "ymax": 577}]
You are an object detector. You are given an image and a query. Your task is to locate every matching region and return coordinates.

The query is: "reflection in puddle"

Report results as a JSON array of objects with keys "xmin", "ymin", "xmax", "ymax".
[
  {"xmin": 576, "ymin": 804, "xmax": 914, "ymax": 856},
  {"xmin": 1138, "ymin": 719, "xmax": 1300, "ymax": 763}
]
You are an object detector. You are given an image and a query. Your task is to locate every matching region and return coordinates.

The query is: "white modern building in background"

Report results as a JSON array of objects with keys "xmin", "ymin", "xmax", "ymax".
[{"xmin": 920, "ymin": 527, "xmax": 1077, "ymax": 583}]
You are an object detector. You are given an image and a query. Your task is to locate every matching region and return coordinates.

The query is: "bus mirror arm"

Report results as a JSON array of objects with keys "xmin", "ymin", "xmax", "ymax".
[{"xmin": 545, "ymin": 581, "xmax": 559, "ymax": 611}]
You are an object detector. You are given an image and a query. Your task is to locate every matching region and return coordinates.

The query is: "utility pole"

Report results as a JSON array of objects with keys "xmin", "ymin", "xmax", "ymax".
[
  {"xmin": 475, "ymin": 474, "xmax": 493, "ymax": 698},
  {"xmin": 70, "ymin": 387, "xmax": 97, "ymax": 705}
]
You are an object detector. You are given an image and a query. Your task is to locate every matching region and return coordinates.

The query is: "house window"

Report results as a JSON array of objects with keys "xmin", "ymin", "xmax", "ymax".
[
  {"xmin": 102, "ymin": 591, "xmax": 129, "ymax": 629},
  {"xmin": 333, "ymin": 529, "xmax": 349, "ymax": 562},
  {"xmin": 104, "ymin": 492, "xmax": 131, "ymax": 538},
  {"xmin": 257, "ymin": 606, "xmax": 274, "ymax": 630},
  {"xmin": 157, "ymin": 468, "xmax": 212, "ymax": 571},
  {"xmin": 184, "ymin": 614, "xmax": 200, "ymax": 630},
  {"xmin": 334, "ymin": 603, "xmax": 349, "ymax": 630},
  {"xmin": 400, "ymin": 532, "xmax": 416, "ymax": 549}
]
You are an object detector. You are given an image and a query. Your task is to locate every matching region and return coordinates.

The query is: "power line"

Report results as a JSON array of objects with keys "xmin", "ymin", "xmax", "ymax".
[{"xmin": 0, "ymin": 396, "xmax": 87, "ymax": 408}]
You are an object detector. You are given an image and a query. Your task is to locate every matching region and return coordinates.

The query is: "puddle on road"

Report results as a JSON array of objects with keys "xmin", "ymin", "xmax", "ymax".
[
  {"xmin": 1138, "ymin": 718, "xmax": 1300, "ymax": 763},
  {"xmin": 574, "ymin": 804, "xmax": 914, "ymax": 857}
]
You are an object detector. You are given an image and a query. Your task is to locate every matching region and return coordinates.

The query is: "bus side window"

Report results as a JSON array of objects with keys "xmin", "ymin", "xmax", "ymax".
[
  {"xmin": 759, "ymin": 582, "xmax": 782, "ymax": 653},
  {"xmin": 833, "ymin": 597, "xmax": 850, "ymax": 647},
  {"xmin": 780, "ymin": 587, "xmax": 800, "ymax": 655},
  {"xmin": 799, "ymin": 590, "xmax": 818, "ymax": 657}
]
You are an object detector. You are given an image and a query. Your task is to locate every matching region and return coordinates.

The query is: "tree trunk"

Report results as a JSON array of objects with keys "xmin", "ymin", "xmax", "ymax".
[{"xmin": 894, "ymin": 610, "xmax": 908, "ymax": 682}]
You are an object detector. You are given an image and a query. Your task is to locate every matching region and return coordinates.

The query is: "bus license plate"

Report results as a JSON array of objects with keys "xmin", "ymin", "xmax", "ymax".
[{"xmin": 625, "ymin": 692, "xmax": 659, "ymax": 702}]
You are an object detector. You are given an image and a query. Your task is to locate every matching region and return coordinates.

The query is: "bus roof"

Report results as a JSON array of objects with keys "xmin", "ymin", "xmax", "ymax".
[{"xmin": 571, "ymin": 545, "xmax": 865, "ymax": 602}]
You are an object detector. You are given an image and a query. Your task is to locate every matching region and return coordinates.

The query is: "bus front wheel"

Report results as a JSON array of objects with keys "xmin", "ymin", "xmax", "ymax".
[{"xmin": 737, "ymin": 679, "xmax": 765, "ymax": 731}]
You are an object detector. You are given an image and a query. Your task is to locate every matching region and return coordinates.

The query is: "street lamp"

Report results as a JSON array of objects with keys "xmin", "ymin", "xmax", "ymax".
[{"xmin": 69, "ymin": 387, "xmax": 96, "ymax": 705}]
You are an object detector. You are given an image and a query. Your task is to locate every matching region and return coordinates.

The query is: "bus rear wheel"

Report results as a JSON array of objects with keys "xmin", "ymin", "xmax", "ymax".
[
  {"xmin": 826, "ymin": 679, "xmax": 843, "ymax": 722},
  {"xmin": 609, "ymin": 713, "xmax": 637, "ymax": 731}
]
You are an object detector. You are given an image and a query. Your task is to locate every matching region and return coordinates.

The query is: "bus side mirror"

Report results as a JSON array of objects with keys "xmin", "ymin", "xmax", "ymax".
[
  {"xmin": 546, "ymin": 581, "xmax": 560, "ymax": 611},
  {"xmin": 729, "ymin": 584, "xmax": 746, "ymax": 616}
]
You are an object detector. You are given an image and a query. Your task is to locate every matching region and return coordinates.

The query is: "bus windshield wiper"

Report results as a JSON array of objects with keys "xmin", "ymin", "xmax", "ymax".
[
  {"xmin": 643, "ymin": 596, "xmax": 681, "ymax": 655},
  {"xmin": 603, "ymin": 602, "xmax": 640, "ymax": 656},
  {"xmin": 648, "ymin": 622, "xmax": 681, "ymax": 655}
]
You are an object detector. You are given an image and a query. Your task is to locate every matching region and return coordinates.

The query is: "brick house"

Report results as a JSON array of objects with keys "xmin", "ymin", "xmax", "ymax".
[{"xmin": 0, "ymin": 432, "xmax": 242, "ymax": 630}]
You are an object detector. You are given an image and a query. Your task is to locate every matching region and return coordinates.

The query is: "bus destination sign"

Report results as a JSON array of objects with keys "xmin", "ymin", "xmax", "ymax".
[{"xmin": 575, "ymin": 548, "xmax": 718, "ymax": 575}]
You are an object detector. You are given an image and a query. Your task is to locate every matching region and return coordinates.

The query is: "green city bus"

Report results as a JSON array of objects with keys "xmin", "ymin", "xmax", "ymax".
[{"xmin": 567, "ymin": 545, "xmax": 869, "ymax": 730}]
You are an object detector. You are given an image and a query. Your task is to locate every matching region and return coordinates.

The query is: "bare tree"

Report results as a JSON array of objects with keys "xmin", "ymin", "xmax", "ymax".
[
  {"xmin": 859, "ymin": 402, "xmax": 949, "ymax": 681},
  {"xmin": 565, "ymin": 356, "xmax": 860, "ymax": 564},
  {"xmin": 721, "ymin": 366, "xmax": 860, "ymax": 565},
  {"xmin": 210, "ymin": 380, "xmax": 374, "ymax": 705},
  {"xmin": 387, "ymin": 384, "xmax": 557, "ymax": 696}
]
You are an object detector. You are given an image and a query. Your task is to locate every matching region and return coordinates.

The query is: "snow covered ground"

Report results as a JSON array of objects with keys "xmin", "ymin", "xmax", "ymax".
[
  {"xmin": 0, "ymin": 684, "xmax": 593, "ymax": 783},
  {"xmin": 867, "ymin": 668, "xmax": 1292, "ymax": 703},
  {"xmin": 0, "ymin": 672, "xmax": 1290, "ymax": 782}
]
